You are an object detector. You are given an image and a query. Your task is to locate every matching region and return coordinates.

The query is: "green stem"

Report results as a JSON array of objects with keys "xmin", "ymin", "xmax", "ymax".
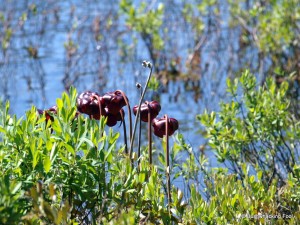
[
  {"xmin": 148, "ymin": 105, "xmax": 152, "ymax": 165},
  {"xmin": 137, "ymin": 86, "xmax": 143, "ymax": 168}
]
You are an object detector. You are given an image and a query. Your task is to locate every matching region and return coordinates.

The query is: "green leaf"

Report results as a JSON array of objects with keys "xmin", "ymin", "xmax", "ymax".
[
  {"xmin": 11, "ymin": 182, "xmax": 22, "ymax": 195},
  {"xmin": 0, "ymin": 126, "xmax": 6, "ymax": 133},
  {"xmin": 56, "ymin": 98, "xmax": 63, "ymax": 110},
  {"xmin": 63, "ymin": 143, "xmax": 75, "ymax": 156},
  {"xmin": 105, "ymin": 143, "xmax": 115, "ymax": 163},
  {"xmin": 44, "ymin": 156, "xmax": 51, "ymax": 173},
  {"xmin": 50, "ymin": 142, "xmax": 58, "ymax": 162},
  {"xmin": 76, "ymin": 136, "xmax": 94, "ymax": 151},
  {"xmin": 52, "ymin": 119, "xmax": 62, "ymax": 133}
]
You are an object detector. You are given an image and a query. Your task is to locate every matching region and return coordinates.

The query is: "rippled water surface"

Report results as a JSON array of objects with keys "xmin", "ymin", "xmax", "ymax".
[{"xmin": 0, "ymin": 1, "xmax": 270, "ymax": 167}]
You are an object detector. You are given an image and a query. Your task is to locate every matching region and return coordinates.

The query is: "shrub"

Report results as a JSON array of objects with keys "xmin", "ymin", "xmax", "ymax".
[{"xmin": 198, "ymin": 70, "xmax": 299, "ymax": 185}]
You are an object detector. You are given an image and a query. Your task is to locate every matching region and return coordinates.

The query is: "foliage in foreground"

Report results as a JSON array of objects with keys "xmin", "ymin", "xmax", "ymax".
[{"xmin": 0, "ymin": 71, "xmax": 300, "ymax": 224}]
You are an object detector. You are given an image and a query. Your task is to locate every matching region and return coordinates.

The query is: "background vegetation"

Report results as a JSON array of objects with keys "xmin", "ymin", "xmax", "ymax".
[{"xmin": 1, "ymin": 0, "xmax": 299, "ymax": 116}]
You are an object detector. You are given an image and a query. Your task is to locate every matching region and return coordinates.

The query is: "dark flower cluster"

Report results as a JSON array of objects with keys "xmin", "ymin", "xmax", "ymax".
[
  {"xmin": 133, "ymin": 100, "xmax": 179, "ymax": 138},
  {"xmin": 37, "ymin": 89, "xmax": 178, "ymax": 139},
  {"xmin": 35, "ymin": 61, "xmax": 178, "ymax": 208},
  {"xmin": 76, "ymin": 90, "xmax": 126, "ymax": 127},
  {"xmin": 133, "ymin": 101, "xmax": 160, "ymax": 122},
  {"xmin": 76, "ymin": 89, "xmax": 179, "ymax": 138}
]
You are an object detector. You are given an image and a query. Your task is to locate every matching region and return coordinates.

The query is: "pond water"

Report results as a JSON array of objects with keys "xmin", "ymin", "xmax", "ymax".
[{"xmin": 0, "ymin": 0, "xmax": 263, "ymax": 169}]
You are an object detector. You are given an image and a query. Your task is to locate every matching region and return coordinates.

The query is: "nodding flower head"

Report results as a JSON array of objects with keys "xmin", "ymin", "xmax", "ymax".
[
  {"xmin": 102, "ymin": 90, "xmax": 128, "ymax": 115},
  {"xmin": 38, "ymin": 105, "xmax": 80, "ymax": 122},
  {"xmin": 133, "ymin": 101, "xmax": 161, "ymax": 122},
  {"xmin": 142, "ymin": 61, "xmax": 152, "ymax": 68},
  {"xmin": 93, "ymin": 108, "xmax": 124, "ymax": 127},
  {"xmin": 37, "ymin": 105, "xmax": 57, "ymax": 122},
  {"xmin": 106, "ymin": 108, "xmax": 124, "ymax": 127},
  {"xmin": 152, "ymin": 116, "xmax": 179, "ymax": 138},
  {"xmin": 77, "ymin": 91, "xmax": 104, "ymax": 116}
]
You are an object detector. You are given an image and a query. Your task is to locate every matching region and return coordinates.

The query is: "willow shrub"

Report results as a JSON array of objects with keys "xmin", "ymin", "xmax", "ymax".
[
  {"xmin": 0, "ymin": 87, "xmax": 184, "ymax": 224},
  {"xmin": 198, "ymin": 70, "xmax": 299, "ymax": 184},
  {"xmin": 192, "ymin": 70, "xmax": 300, "ymax": 224},
  {"xmin": 0, "ymin": 71, "xmax": 300, "ymax": 224}
]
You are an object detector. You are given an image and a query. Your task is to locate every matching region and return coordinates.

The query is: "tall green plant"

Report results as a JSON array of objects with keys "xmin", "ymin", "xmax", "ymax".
[{"xmin": 198, "ymin": 70, "xmax": 299, "ymax": 185}]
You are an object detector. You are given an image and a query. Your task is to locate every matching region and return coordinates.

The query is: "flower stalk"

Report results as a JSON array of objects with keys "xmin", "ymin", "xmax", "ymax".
[
  {"xmin": 165, "ymin": 114, "xmax": 171, "ymax": 214},
  {"xmin": 129, "ymin": 61, "xmax": 153, "ymax": 163},
  {"xmin": 137, "ymin": 84, "xmax": 143, "ymax": 167},
  {"xmin": 148, "ymin": 106, "xmax": 152, "ymax": 165},
  {"xmin": 120, "ymin": 109, "xmax": 128, "ymax": 154},
  {"xmin": 117, "ymin": 90, "xmax": 132, "ymax": 142}
]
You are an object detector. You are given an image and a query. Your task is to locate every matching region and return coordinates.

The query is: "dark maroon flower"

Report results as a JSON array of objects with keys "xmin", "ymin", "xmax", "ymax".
[
  {"xmin": 113, "ymin": 108, "xmax": 124, "ymax": 122},
  {"xmin": 102, "ymin": 90, "xmax": 128, "ymax": 115},
  {"xmin": 46, "ymin": 105, "xmax": 58, "ymax": 121},
  {"xmin": 106, "ymin": 115, "xmax": 118, "ymax": 127},
  {"xmin": 77, "ymin": 91, "xmax": 104, "ymax": 116},
  {"xmin": 152, "ymin": 117, "xmax": 179, "ymax": 138},
  {"xmin": 93, "ymin": 108, "xmax": 124, "ymax": 127},
  {"xmin": 133, "ymin": 101, "xmax": 161, "ymax": 122},
  {"xmin": 37, "ymin": 109, "xmax": 44, "ymax": 115}
]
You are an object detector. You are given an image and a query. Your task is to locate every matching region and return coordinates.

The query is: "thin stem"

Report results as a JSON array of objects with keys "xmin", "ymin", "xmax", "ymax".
[
  {"xmin": 93, "ymin": 95, "xmax": 103, "ymax": 117},
  {"xmin": 69, "ymin": 170, "xmax": 74, "ymax": 219},
  {"xmin": 129, "ymin": 63, "xmax": 153, "ymax": 162},
  {"xmin": 117, "ymin": 90, "xmax": 132, "ymax": 141},
  {"xmin": 94, "ymin": 95, "xmax": 103, "ymax": 137},
  {"xmin": 137, "ymin": 86, "xmax": 143, "ymax": 167},
  {"xmin": 148, "ymin": 108, "xmax": 152, "ymax": 165},
  {"xmin": 165, "ymin": 114, "xmax": 171, "ymax": 214},
  {"xmin": 120, "ymin": 110, "xmax": 128, "ymax": 154}
]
